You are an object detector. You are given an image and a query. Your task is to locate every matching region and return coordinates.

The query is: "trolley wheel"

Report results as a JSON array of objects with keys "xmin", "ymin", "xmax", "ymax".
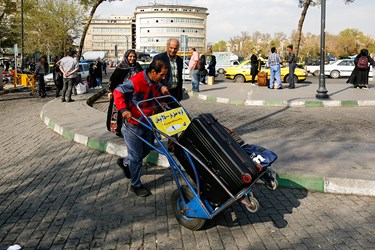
[
  {"xmin": 245, "ymin": 196, "xmax": 260, "ymax": 213},
  {"xmin": 171, "ymin": 185, "xmax": 206, "ymax": 231},
  {"xmin": 265, "ymin": 178, "xmax": 278, "ymax": 191}
]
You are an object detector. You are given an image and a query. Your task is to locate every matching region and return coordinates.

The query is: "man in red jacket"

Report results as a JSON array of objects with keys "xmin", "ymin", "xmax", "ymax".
[{"xmin": 114, "ymin": 60, "xmax": 169, "ymax": 197}]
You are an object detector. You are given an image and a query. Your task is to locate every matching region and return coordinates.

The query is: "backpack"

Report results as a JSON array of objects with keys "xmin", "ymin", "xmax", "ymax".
[{"xmin": 357, "ymin": 56, "xmax": 369, "ymax": 69}]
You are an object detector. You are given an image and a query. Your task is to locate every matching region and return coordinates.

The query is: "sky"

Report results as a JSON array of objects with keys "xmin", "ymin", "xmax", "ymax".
[{"xmin": 95, "ymin": 0, "xmax": 375, "ymax": 43}]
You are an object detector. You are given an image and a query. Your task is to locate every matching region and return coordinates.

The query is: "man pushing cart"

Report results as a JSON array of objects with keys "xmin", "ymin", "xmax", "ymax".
[{"xmin": 114, "ymin": 60, "xmax": 278, "ymax": 231}]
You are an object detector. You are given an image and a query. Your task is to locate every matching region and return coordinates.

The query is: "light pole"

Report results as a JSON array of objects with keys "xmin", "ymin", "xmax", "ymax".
[
  {"xmin": 21, "ymin": 0, "xmax": 24, "ymax": 70},
  {"xmin": 316, "ymin": 0, "xmax": 329, "ymax": 99}
]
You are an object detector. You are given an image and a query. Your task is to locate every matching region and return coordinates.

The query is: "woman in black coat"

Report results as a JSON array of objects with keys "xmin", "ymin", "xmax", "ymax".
[
  {"xmin": 106, "ymin": 49, "xmax": 143, "ymax": 136},
  {"xmin": 198, "ymin": 54, "xmax": 207, "ymax": 84},
  {"xmin": 347, "ymin": 48, "xmax": 374, "ymax": 89},
  {"xmin": 208, "ymin": 55, "xmax": 216, "ymax": 77},
  {"xmin": 250, "ymin": 49, "xmax": 259, "ymax": 85},
  {"xmin": 88, "ymin": 62, "xmax": 97, "ymax": 88}
]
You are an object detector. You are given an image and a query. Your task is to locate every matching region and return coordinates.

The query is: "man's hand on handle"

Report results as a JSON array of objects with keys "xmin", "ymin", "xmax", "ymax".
[
  {"xmin": 122, "ymin": 111, "xmax": 132, "ymax": 119},
  {"xmin": 161, "ymin": 86, "xmax": 169, "ymax": 95}
]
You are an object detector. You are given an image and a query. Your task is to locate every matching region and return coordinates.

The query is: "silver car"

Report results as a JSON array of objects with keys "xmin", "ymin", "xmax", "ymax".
[
  {"xmin": 45, "ymin": 62, "xmax": 90, "ymax": 86},
  {"xmin": 324, "ymin": 59, "xmax": 373, "ymax": 78}
]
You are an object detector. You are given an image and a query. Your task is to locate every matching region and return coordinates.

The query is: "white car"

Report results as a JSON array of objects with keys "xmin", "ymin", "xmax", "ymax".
[
  {"xmin": 182, "ymin": 60, "xmax": 218, "ymax": 81},
  {"xmin": 45, "ymin": 62, "xmax": 90, "ymax": 86},
  {"xmin": 324, "ymin": 59, "xmax": 373, "ymax": 78},
  {"xmin": 183, "ymin": 60, "xmax": 191, "ymax": 81}
]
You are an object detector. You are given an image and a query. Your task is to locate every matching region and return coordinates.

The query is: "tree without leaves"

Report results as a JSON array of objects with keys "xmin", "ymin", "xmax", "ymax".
[
  {"xmin": 77, "ymin": 0, "xmax": 105, "ymax": 60},
  {"xmin": 295, "ymin": 0, "xmax": 356, "ymax": 57}
]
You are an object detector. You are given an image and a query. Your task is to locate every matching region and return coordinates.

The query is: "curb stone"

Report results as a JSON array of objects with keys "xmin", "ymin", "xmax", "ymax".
[
  {"xmin": 41, "ymin": 90, "xmax": 375, "ymax": 197},
  {"xmin": 188, "ymin": 91, "xmax": 375, "ymax": 108}
]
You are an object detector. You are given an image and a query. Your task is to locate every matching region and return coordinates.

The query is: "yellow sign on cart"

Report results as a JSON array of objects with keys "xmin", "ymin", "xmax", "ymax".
[{"xmin": 150, "ymin": 107, "xmax": 190, "ymax": 136}]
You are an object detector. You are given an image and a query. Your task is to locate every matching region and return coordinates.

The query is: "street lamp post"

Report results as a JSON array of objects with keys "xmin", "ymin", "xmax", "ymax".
[
  {"xmin": 316, "ymin": 0, "xmax": 329, "ymax": 99},
  {"xmin": 21, "ymin": 0, "xmax": 24, "ymax": 70}
]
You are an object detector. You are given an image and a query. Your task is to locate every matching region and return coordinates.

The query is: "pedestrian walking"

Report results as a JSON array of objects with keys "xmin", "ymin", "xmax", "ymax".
[
  {"xmin": 153, "ymin": 38, "xmax": 184, "ymax": 152},
  {"xmin": 198, "ymin": 54, "xmax": 207, "ymax": 84},
  {"xmin": 59, "ymin": 50, "xmax": 79, "ymax": 102},
  {"xmin": 153, "ymin": 38, "xmax": 184, "ymax": 102},
  {"xmin": 286, "ymin": 45, "xmax": 297, "ymax": 89},
  {"xmin": 347, "ymin": 48, "xmax": 374, "ymax": 89},
  {"xmin": 113, "ymin": 60, "xmax": 169, "ymax": 197},
  {"xmin": 107, "ymin": 49, "xmax": 143, "ymax": 137},
  {"xmin": 103, "ymin": 60, "xmax": 107, "ymax": 75},
  {"xmin": 94, "ymin": 57, "xmax": 103, "ymax": 88},
  {"xmin": 189, "ymin": 47, "xmax": 200, "ymax": 92},
  {"xmin": 250, "ymin": 49, "xmax": 259, "ymax": 85},
  {"xmin": 34, "ymin": 55, "xmax": 48, "ymax": 98},
  {"xmin": 267, "ymin": 47, "xmax": 282, "ymax": 89}
]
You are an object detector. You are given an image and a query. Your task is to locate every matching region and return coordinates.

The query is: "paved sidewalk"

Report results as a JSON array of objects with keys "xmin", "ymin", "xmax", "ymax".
[
  {"xmin": 2, "ymin": 90, "xmax": 375, "ymax": 249},
  {"xmin": 189, "ymin": 80, "xmax": 375, "ymax": 107},
  {"xmin": 40, "ymin": 78, "xmax": 375, "ymax": 197}
]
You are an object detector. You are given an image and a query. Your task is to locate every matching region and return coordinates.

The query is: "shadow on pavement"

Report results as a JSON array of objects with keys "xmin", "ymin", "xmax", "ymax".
[{"xmin": 142, "ymin": 165, "xmax": 307, "ymax": 231}]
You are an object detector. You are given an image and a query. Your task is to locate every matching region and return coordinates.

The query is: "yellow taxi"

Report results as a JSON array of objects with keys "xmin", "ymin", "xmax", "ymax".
[{"xmin": 224, "ymin": 60, "xmax": 308, "ymax": 83}]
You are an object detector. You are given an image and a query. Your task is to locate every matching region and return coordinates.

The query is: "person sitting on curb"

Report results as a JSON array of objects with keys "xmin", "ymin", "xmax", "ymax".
[{"xmin": 113, "ymin": 60, "xmax": 169, "ymax": 197}]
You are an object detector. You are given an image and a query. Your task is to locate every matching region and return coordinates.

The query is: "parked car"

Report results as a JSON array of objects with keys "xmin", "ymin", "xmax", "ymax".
[
  {"xmin": 44, "ymin": 62, "xmax": 90, "ymax": 86},
  {"xmin": 224, "ymin": 60, "xmax": 308, "ymax": 83},
  {"xmin": 305, "ymin": 65, "xmax": 321, "ymax": 76},
  {"xmin": 138, "ymin": 61, "xmax": 150, "ymax": 70},
  {"xmin": 324, "ymin": 59, "xmax": 373, "ymax": 78},
  {"xmin": 183, "ymin": 60, "xmax": 191, "ymax": 81}
]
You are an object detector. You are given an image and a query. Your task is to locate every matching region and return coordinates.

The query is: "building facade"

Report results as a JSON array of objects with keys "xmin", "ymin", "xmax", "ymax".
[
  {"xmin": 134, "ymin": 4, "xmax": 208, "ymax": 53},
  {"xmin": 83, "ymin": 4, "xmax": 208, "ymax": 61},
  {"xmin": 83, "ymin": 15, "xmax": 134, "ymax": 61}
]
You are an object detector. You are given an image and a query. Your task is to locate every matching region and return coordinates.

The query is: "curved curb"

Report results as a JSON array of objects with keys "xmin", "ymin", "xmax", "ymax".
[
  {"xmin": 188, "ymin": 91, "xmax": 375, "ymax": 107},
  {"xmin": 40, "ymin": 89, "xmax": 171, "ymax": 168},
  {"xmin": 40, "ymin": 91, "xmax": 375, "ymax": 197}
]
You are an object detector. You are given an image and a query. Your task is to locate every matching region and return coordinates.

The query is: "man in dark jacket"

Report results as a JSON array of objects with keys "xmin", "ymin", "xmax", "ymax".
[
  {"xmin": 94, "ymin": 57, "xmax": 103, "ymax": 88},
  {"xmin": 153, "ymin": 38, "xmax": 183, "ymax": 101},
  {"xmin": 153, "ymin": 38, "xmax": 184, "ymax": 152}
]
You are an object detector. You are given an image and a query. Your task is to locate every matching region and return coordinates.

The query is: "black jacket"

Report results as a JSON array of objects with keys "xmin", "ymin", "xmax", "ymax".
[
  {"xmin": 153, "ymin": 51, "xmax": 183, "ymax": 101},
  {"xmin": 108, "ymin": 63, "xmax": 143, "ymax": 93}
]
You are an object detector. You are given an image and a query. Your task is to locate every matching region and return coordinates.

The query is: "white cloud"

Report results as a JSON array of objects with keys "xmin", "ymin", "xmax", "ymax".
[{"xmin": 95, "ymin": 0, "xmax": 375, "ymax": 42}]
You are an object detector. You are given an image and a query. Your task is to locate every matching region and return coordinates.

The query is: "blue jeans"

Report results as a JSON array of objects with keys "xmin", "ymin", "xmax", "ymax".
[
  {"xmin": 96, "ymin": 77, "xmax": 102, "ymax": 87},
  {"xmin": 190, "ymin": 69, "xmax": 200, "ymax": 91},
  {"xmin": 121, "ymin": 123, "xmax": 151, "ymax": 187},
  {"xmin": 269, "ymin": 64, "xmax": 282, "ymax": 89},
  {"xmin": 200, "ymin": 74, "xmax": 206, "ymax": 84},
  {"xmin": 288, "ymin": 63, "xmax": 296, "ymax": 88}
]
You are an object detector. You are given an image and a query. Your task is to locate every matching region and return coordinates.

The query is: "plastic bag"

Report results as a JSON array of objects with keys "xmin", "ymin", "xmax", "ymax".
[{"xmin": 75, "ymin": 82, "xmax": 87, "ymax": 95}]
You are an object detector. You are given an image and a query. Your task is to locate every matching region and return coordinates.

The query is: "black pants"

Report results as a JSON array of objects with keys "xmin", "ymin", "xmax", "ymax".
[
  {"xmin": 55, "ymin": 78, "xmax": 63, "ymax": 97},
  {"xmin": 37, "ymin": 74, "xmax": 46, "ymax": 97},
  {"xmin": 251, "ymin": 74, "xmax": 257, "ymax": 83}
]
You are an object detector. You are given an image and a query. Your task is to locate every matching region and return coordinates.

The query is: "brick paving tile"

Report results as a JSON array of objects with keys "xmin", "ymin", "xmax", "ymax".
[{"xmin": 0, "ymin": 91, "xmax": 375, "ymax": 249}]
